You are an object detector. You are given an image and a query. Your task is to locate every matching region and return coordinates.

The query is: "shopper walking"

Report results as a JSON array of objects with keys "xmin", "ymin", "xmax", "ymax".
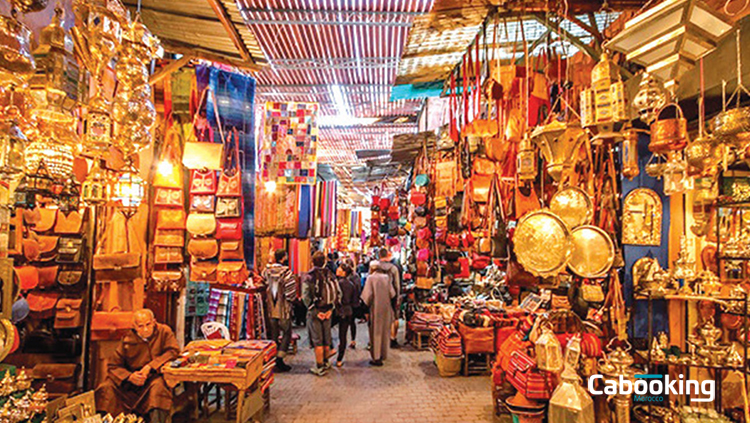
[
  {"xmin": 335, "ymin": 260, "xmax": 360, "ymax": 366},
  {"xmin": 302, "ymin": 251, "xmax": 341, "ymax": 376},
  {"xmin": 361, "ymin": 260, "xmax": 396, "ymax": 366},
  {"xmin": 377, "ymin": 248, "xmax": 401, "ymax": 348},
  {"xmin": 261, "ymin": 249, "xmax": 297, "ymax": 372}
]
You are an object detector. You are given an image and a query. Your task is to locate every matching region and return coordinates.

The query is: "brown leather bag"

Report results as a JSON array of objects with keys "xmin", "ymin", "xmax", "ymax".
[
  {"xmin": 54, "ymin": 211, "xmax": 83, "ymax": 234},
  {"xmin": 507, "ymin": 260, "xmax": 537, "ymax": 287},
  {"xmin": 186, "ymin": 212, "xmax": 216, "ymax": 236},
  {"xmin": 217, "ymin": 261, "xmax": 249, "ymax": 285},
  {"xmin": 93, "ymin": 211, "xmax": 141, "ymax": 282},
  {"xmin": 38, "ymin": 266, "xmax": 59, "ymax": 289},
  {"xmin": 55, "ymin": 299, "xmax": 83, "ymax": 328},
  {"xmin": 157, "ymin": 209, "xmax": 186, "ymax": 230},
  {"xmin": 154, "ymin": 246, "xmax": 183, "ymax": 264},
  {"xmin": 23, "ymin": 235, "xmax": 41, "ymax": 262},
  {"xmin": 154, "ymin": 229, "xmax": 184, "ymax": 247},
  {"xmin": 471, "ymin": 174, "xmax": 493, "ymax": 203},
  {"xmin": 14, "ymin": 266, "xmax": 38, "ymax": 290},
  {"xmin": 154, "ymin": 188, "xmax": 184, "ymax": 208},
  {"xmin": 58, "ymin": 269, "xmax": 84, "ymax": 287},
  {"xmin": 191, "ymin": 261, "xmax": 217, "ymax": 283},
  {"xmin": 27, "ymin": 291, "xmax": 60, "ymax": 319},
  {"xmin": 473, "ymin": 157, "xmax": 496, "ymax": 176},
  {"xmin": 35, "ymin": 208, "xmax": 58, "ymax": 233},
  {"xmin": 38, "ymin": 236, "xmax": 59, "ymax": 262},
  {"xmin": 187, "ymin": 239, "xmax": 218, "ymax": 260},
  {"xmin": 32, "ymin": 363, "xmax": 78, "ymax": 395},
  {"xmin": 151, "ymin": 270, "xmax": 184, "ymax": 292},
  {"xmin": 458, "ymin": 322, "xmax": 496, "ymax": 354},
  {"xmin": 219, "ymin": 240, "xmax": 243, "ymax": 261}
]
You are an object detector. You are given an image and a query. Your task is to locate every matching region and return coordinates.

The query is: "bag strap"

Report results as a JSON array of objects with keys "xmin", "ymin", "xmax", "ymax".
[{"xmin": 193, "ymin": 87, "xmax": 226, "ymax": 146}]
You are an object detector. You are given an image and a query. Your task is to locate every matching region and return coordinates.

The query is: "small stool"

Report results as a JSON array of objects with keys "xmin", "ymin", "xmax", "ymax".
[
  {"xmin": 410, "ymin": 330, "xmax": 432, "ymax": 350},
  {"xmin": 463, "ymin": 353, "xmax": 493, "ymax": 376}
]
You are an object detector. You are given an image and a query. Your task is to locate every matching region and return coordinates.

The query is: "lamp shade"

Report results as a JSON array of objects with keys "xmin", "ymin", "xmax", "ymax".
[{"xmin": 605, "ymin": 0, "xmax": 733, "ymax": 82}]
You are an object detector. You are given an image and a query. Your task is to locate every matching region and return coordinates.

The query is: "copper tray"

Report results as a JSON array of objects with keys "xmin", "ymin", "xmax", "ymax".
[
  {"xmin": 568, "ymin": 226, "xmax": 615, "ymax": 278},
  {"xmin": 549, "ymin": 187, "xmax": 592, "ymax": 229},
  {"xmin": 513, "ymin": 210, "xmax": 571, "ymax": 277}
]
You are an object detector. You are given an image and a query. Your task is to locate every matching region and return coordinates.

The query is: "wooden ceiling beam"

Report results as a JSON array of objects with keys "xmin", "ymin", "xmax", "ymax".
[{"xmin": 205, "ymin": 0, "xmax": 255, "ymax": 65}]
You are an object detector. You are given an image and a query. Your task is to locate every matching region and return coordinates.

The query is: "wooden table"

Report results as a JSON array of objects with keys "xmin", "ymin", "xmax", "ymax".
[{"xmin": 163, "ymin": 352, "xmax": 264, "ymax": 423}]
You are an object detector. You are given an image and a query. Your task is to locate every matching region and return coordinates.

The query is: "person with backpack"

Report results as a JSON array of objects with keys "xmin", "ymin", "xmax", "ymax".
[
  {"xmin": 361, "ymin": 260, "xmax": 396, "ymax": 366},
  {"xmin": 302, "ymin": 251, "xmax": 341, "ymax": 376},
  {"xmin": 261, "ymin": 249, "xmax": 297, "ymax": 372}
]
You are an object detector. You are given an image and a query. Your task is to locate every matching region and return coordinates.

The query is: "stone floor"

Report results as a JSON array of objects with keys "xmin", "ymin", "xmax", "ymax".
[{"xmin": 263, "ymin": 321, "xmax": 496, "ymax": 423}]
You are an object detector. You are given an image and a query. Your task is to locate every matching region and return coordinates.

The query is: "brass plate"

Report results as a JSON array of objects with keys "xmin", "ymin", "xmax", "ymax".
[
  {"xmin": 568, "ymin": 225, "xmax": 615, "ymax": 278},
  {"xmin": 623, "ymin": 188, "xmax": 662, "ymax": 246},
  {"xmin": 549, "ymin": 187, "xmax": 593, "ymax": 229},
  {"xmin": 513, "ymin": 210, "xmax": 571, "ymax": 277}
]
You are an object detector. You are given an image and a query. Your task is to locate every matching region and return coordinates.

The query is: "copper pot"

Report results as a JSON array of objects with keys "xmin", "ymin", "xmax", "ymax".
[
  {"xmin": 712, "ymin": 106, "xmax": 750, "ymax": 147},
  {"xmin": 649, "ymin": 103, "xmax": 688, "ymax": 154}
]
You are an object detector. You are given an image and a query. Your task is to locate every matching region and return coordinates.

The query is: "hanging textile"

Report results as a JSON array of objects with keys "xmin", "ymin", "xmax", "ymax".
[
  {"xmin": 298, "ymin": 184, "xmax": 312, "ymax": 238},
  {"xmin": 260, "ymin": 102, "xmax": 319, "ymax": 185},
  {"xmin": 312, "ymin": 181, "xmax": 337, "ymax": 238},
  {"xmin": 288, "ymin": 238, "xmax": 311, "ymax": 275}
]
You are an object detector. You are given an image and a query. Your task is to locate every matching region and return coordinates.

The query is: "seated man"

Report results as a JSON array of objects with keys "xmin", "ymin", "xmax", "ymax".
[{"xmin": 95, "ymin": 309, "xmax": 179, "ymax": 423}]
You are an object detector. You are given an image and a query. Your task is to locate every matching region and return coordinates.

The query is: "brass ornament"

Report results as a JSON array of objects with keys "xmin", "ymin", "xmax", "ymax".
[
  {"xmin": 568, "ymin": 225, "xmax": 615, "ymax": 278},
  {"xmin": 549, "ymin": 187, "xmax": 592, "ymax": 230},
  {"xmin": 632, "ymin": 72, "xmax": 667, "ymax": 125},
  {"xmin": 513, "ymin": 210, "xmax": 571, "ymax": 277},
  {"xmin": 0, "ymin": 10, "xmax": 36, "ymax": 86},
  {"xmin": 531, "ymin": 119, "xmax": 587, "ymax": 182},
  {"xmin": 623, "ymin": 188, "xmax": 662, "ymax": 246}
]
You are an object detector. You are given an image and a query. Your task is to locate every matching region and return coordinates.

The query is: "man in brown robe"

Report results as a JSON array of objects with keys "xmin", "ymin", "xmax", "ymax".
[{"xmin": 95, "ymin": 309, "xmax": 180, "ymax": 423}]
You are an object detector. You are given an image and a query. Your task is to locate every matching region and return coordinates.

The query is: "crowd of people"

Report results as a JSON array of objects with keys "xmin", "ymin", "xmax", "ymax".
[{"xmin": 258, "ymin": 247, "xmax": 405, "ymax": 376}]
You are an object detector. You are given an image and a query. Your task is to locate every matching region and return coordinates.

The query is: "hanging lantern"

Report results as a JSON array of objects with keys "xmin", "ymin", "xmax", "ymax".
[
  {"xmin": 691, "ymin": 177, "xmax": 717, "ymax": 237},
  {"xmin": 549, "ymin": 336, "xmax": 594, "ymax": 423},
  {"xmin": 24, "ymin": 138, "xmax": 74, "ymax": 181},
  {"xmin": 71, "ymin": 0, "xmax": 126, "ymax": 86},
  {"xmin": 24, "ymin": 160, "xmax": 55, "ymax": 196},
  {"xmin": 59, "ymin": 174, "xmax": 80, "ymax": 212},
  {"xmin": 535, "ymin": 323, "xmax": 563, "ymax": 373},
  {"xmin": 0, "ymin": 106, "xmax": 27, "ymax": 176},
  {"xmin": 662, "ymin": 153, "xmax": 692, "ymax": 196},
  {"xmin": 580, "ymin": 53, "xmax": 627, "ymax": 141},
  {"xmin": 632, "ymin": 73, "xmax": 668, "ymax": 125},
  {"xmin": 0, "ymin": 10, "xmax": 36, "ymax": 87},
  {"xmin": 112, "ymin": 163, "xmax": 144, "ymax": 215},
  {"xmin": 83, "ymin": 94, "xmax": 113, "ymax": 156},
  {"xmin": 517, "ymin": 136, "xmax": 537, "ymax": 181},
  {"xmin": 531, "ymin": 119, "xmax": 587, "ymax": 182},
  {"xmin": 81, "ymin": 159, "xmax": 110, "ymax": 205}
]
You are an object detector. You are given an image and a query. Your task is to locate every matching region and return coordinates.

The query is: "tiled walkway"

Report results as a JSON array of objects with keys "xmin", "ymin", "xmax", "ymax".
[{"xmin": 264, "ymin": 322, "xmax": 495, "ymax": 423}]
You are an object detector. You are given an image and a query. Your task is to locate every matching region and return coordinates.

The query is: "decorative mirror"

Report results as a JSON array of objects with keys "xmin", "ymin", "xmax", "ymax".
[{"xmin": 623, "ymin": 188, "xmax": 662, "ymax": 246}]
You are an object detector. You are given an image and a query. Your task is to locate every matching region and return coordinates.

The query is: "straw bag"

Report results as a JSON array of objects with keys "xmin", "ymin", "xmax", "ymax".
[{"xmin": 182, "ymin": 88, "xmax": 225, "ymax": 170}]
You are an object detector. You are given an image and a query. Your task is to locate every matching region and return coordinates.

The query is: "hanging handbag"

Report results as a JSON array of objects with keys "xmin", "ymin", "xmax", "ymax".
[
  {"xmin": 190, "ymin": 260, "xmax": 217, "ymax": 283},
  {"xmin": 55, "ymin": 299, "xmax": 83, "ymax": 329},
  {"xmin": 506, "ymin": 260, "xmax": 537, "ymax": 287},
  {"xmin": 23, "ymin": 234, "xmax": 41, "ymax": 262},
  {"xmin": 435, "ymin": 159, "xmax": 457, "ymax": 198},
  {"xmin": 14, "ymin": 266, "xmax": 38, "ymax": 290},
  {"xmin": 186, "ymin": 213, "xmax": 216, "ymax": 236},
  {"xmin": 154, "ymin": 229, "xmax": 184, "ymax": 247},
  {"xmin": 215, "ymin": 219, "xmax": 242, "ymax": 240},
  {"xmin": 182, "ymin": 87, "xmax": 225, "ymax": 170},
  {"xmin": 57, "ymin": 237, "xmax": 83, "ymax": 264},
  {"xmin": 217, "ymin": 261, "xmax": 249, "ymax": 285},
  {"xmin": 187, "ymin": 239, "xmax": 218, "ymax": 260},
  {"xmin": 190, "ymin": 169, "xmax": 218, "ymax": 194},
  {"xmin": 471, "ymin": 253, "xmax": 491, "ymax": 270},
  {"xmin": 38, "ymin": 266, "xmax": 59, "ymax": 289},
  {"xmin": 156, "ymin": 209, "xmax": 186, "ymax": 230},
  {"xmin": 151, "ymin": 270, "xmax": 185, "ymax": 292},
  {"xmin": 154, "ymin": 188, "xmax": 184, "ymax": 208},
  {"xmin": 471, "ymin": 174, "xmax": 493, "ymax": 203},
  {"xmin": 93, "ymin": 211, "xmax": 141, "ymax": 282},
  {"xmin": 57, "ymin": 269, "xmax": 84, "ymax": 287},
  {"xmin": 35, "ymin": 208, "xmax": 57, "ymax": 233},
  {"xmin": 217, "ymin": 128, "xmax": 243, "ymax": 197},
  {"xmin": 410, "ymin": 191, "xmax": 426, "ymax": 206},
  {"xmin": 191, "ymin": 194, "xmax": 215, "ymax": 213},
  {"xmin": 38, "ymin": 236, "xmax": 59, "ymax": 262},
  {"xmin": 54, "ymin": 211, "xmax": 83, "ymax": 234},
  {"xmin": 153, "ymin": 124, "xmax": 183, "ymax": 188},
  {"xmin": 27, "ymin": 291, "xmax": 60, "ymax": 319},
  {"xmin": 489, "ymin": 176, "xmax": 509, "ymax": 259},
  {"xmin": 473, "ymin": 157, "xmax": 496, "ymax": 176},
  {"xmin": 154, "ymin": 246, "xmax": 183, "ymax": 264},
  {"xmin": 456, "ymin": 257, "xmax": 470, "ymax": 279},
  {"xmin": 216, "ymin": 197, "xmax": 242, "ymax": 218},
  {"xmin": 219, "ymin": 240, "xmax": 243, "ymax": 261}
]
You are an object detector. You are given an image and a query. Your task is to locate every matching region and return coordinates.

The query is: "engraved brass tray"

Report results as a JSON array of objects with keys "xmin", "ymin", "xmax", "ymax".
[
  {"xmin": 568, "ymin": 225, "xmax": 614, "ymax": 278},
  {"xmin": 513, "ymin": 210, "xmax": 571, "ymax": 277},
  {"xmin": 549, "ymin": 187, "xmax": 593, "ymax": 229}
]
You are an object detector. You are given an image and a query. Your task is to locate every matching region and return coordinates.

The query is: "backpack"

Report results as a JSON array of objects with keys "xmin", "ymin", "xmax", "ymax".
[{"xmin": 311, "ymin": 268, "xmax": 337, "ymax": 309}]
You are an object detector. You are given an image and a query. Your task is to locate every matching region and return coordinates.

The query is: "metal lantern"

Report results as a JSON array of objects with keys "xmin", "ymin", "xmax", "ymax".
[
  {"xmin": 71, "ymin": 0, "xmax": 126, "ymax": 85},
  {"xmin": 24, "ymin": 160, "xmax": 55, "ymax": 196},
  {"xmin": 632, "ymin": 73, "xmax": 668, "ymax": 125},
  {"xmin": 599, "ymin": 344, "xmax": 642, "ymax": 423},
  {"xmin": 81, "ymin": 159, "xmax": 110, "ymax": 205},
  {"xmin": 549, "ymin": 337, "xmax": 594, "ymax": 423},
  {"xmin": 24, "ymin": 138, "xmax": 74, "ymax": 181},
  {"xmin": 580, "ymin": 54, "xmax": 627, "ymax": 140},
  {"xmin": 622, "ymin": 128, "xmax": 640, "ymax": 180},
  {"xmin": 112, "ymin": 163, "xmax": 144, "ymax": 215},
  {"xmin": 517, "ymin": 136, "xmax": 537, "ymax": 180},
  {"xmin": 0, "ymin": 10, "xmax": 36, "ymax": 86},
  {"xmin": 535, "ymin": 323, "xmax": 564, "ymax": 373},
  {"xmin": 605, "ymin": 0, "xmax": 733, "ymax": 84},
  {"xmin": 0, "ymin": 106, "xmax": 27, "ymax": 176},
  {"xmin": 662, "ymin": 153, "xmax": 692, "ymax": 196},
  {"xmin": 531, "ymin": 119, "xmax": 587, "ymax": 182},
  {"xmin": 59, "ymin": 174, "xmax": 80, "ymax": 212},
  {"xmin": 84, "ymin": 94, "xmax": 113, "ymax": 155}
]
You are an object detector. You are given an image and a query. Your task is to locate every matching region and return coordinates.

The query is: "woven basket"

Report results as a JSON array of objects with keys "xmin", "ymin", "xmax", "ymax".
[{"xmin": 435, "ymin": 352, "xmax": 462, "ymax": 377}]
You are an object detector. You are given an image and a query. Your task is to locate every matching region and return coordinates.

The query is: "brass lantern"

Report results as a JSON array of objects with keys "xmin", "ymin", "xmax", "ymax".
[
  {"xmin": 517, "ymin": 135, "xmax": 537, "ymax": 181},
  {"xmin": 531, "ymin": 119, "xmax": 587, "ymax": 182},
  {"xmin": 24, "ymin": 138, "xmax": 74, "ymax": 181},
  {"xmin": 632, "ymin": 73, "xmax": 668, "ymax": 125},
  {"xmin": 59, "ymin": 174, "xmax": 80, "ymax": 213},
  {"xmin": 112, "ymin": 163, "xmax": 144, "ymax": 215},
  {"xmin": 0, "ymin": 10, "xmax": 36, "ymax": 86},
  {"xmin": 0, "ymin": 106, "xmax": 27, "ymax": 176},
  {"xmin": 81, "ymin": 159, "xmax": 110, "ymax": 205},
  {"xmin": 83, "ymin": 93, "xmax": 113, "ymax": 156},
  {"xmin": 549, "ymin": 337, "xmax": 594, "ymax": 423},
  {"xmin": 535, "ymin": 323, "xmax": 563, "ymax": 373},
  {"xmin": 580, "ymin": 53, "xmax": 627, "ymax": 141},
  {"xmin": 622, "ymin": 127, "xmax": 640, "ymax": 180}
]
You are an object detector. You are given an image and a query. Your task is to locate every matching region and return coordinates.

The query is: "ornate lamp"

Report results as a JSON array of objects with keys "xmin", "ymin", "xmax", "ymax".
[
  {"xmin": 605, "ymin": 0, "xmax": 733, "ymax": 84},
  {"xmin": 632, "ymin": 73, "xmax": 668, "ymax": 125},
  {"xmin": 112, "ymin": 162, "xmax": 144, "ymax": 216},
  {"xmin": 598, "ymin": 342, "xmax": 642, "ymax": 423},
  {"xmin": 516, "ymin": 135, "xmax": 537, "ymax": 181},
  {"xmin": 549, "ymin": 336, "xmax": 595, "ymax": 423},
  {"xmin": 81, "ymin": 159, "xmax": 111, "ymax": 205},
  {"xmin": 0, "ymin": 106, "xmax": 27, "ymax": 177},
  {"xmin": 531, "ymin": 119, "xmax": 587, "ymax": 182},
  {"xmin": 535, "ymin": 322, "xmax": 564, "ymax": 373},
  {"xmin": 59, "ymin": 174, "xmax": 80, "ymax": 212},
  {"xmin": 24, "ymin": 160, "xmax": 55, "ymax": 196},
  {"xmin": 580, "ymin": 54, "xmax": 627, "ymax": 141},
  {"xmin": 24, "ymin": 137, "xmax": 74, "ymax": 181},
  {"xmin": 0, "ymin": 9, "xmax": 36, "ymax": 87}
]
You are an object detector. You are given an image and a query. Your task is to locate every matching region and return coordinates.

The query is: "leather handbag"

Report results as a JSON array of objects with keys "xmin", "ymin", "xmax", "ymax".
[
  {"xmin": 473, "ymin": 157, "xmax": 496, "ymax": 176},
  {"xmin": 507, "ymin": 260, "xmax": 537, "ymax": 287},
  {"xmin": 54, "ymin": 211, "xmax": 83, "ymax": 234},
  {"xmin": 216, "ymin": 128, "xmax": 242, "ymax": 197},
  {"xmin": 186, "ymin": 213, "xmax": 217, "ymax": 236},
  {"xmin": 191, "ymin": 261, "xmax": 217, "ymax": 283},
  {"xmin": 157, "ymin": 209, "xmax": 186, "ymax": 230},
  {"xmin": 216, "ymin": 197, "xmax": 241, "ymax": 218},
  {"xmin": 456, "ymin": 257, "xmax": 470, "ymax": 279},
  {"xmin": 182, "ymin": 88, "xmax": 225, "ymax": 170},
  {"xmin": 154, "ymin": 188, "xmax": 184, "ymax": 208},
  {"xmin": 217, "ymin": 261, "xmax": 249, "ymax": 285},
  {"xmin": 38, "ymin": 266, "xmax": 59, "ymax": 289},
  {"xmin": 23, "ymin": 235, "xmax": 41, "ymax": 262},
  {"xmin": 57, "ymin": 237, "xmax": 83, "ymax": 263},
  {"xmin": 215, "ymin": 219, "xmax": 242, "ymax": 240},
  {"xmin": 471, "ymin": 253, "xmax": 491, "ymax": 270},
  {"xmin": 489, "ymin": 176, "xmax": 509, "ymax": 259},
  {"xmin": 58, "ymin": 269, "xmax": 84, "ymax": 287},
  {"xmin": 93, "ymin": 211, "xmax": 141, "ymax": 282},
  {"xmin": 190, "ymin": 169, "xmax": 218, "ymax": 194},
  {"xmin": 446, "ymin": 233, "xmax": 461, "ymax": 248},
  {"xmin": 220, "ymin": 240, "xmax": 243, "ymax": 261},
  {"xmin": 191, "ymin": 194, "xmax": 215, "ymax": 213},
  {"xmin": 458, "ymin": 322, "xmax": 495, "ymax": 354},
  {"xmin": 38, "ymin": 236, "xmax": 58, "ymax": 262},
  {"xmin": 32, "ymin": 363, "xmax": 78, "ymax": 395},
  {"xmin": 151, "ymin": 270, "xmax": 185, "ymax": 291},
  {"xmin": 35, "ymin": 208, "xmax": 57, "ymax": 233},
  {"xmin": 154, "ymin": 246, "xmax": 183, "ymax": 264},
  {"xmin": 188, "ymin": 239, "xmax": 218, "ymax": 260},
  {"xmin": 14, "ymin": 266, "xmax": 38, "ymax": 290},
  {"xmin": 153, "ymin": 126, "xmax": 183, "ymax": 189},
  {"xmin": 154, "ymin": 229, "xmax": 184, "ymax": 247},
  {"xmin": 27, "ymin": 291, "xmax": 60, "ymax": 319},
  {"xmin": 23, "ymin": 207, "xmax": 41, "ymax": 226},
  {"xmin": 55, "ymin": 299, "xmax": 84, "ymax": 328},
  {"xmin": 471, "ymin": 174, "xmax": 493, "ymax": 203}
]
